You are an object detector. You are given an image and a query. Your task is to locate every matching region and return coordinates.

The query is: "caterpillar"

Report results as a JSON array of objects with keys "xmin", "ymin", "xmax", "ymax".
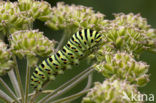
[{"xmin": 30, "ymin": 29, "xmax": 102, "ymax": 91}]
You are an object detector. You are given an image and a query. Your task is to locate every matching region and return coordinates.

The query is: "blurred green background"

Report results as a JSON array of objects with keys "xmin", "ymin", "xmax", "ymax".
[{"xmin": 1, "ymin": 0, "xmax": 156, "ymax": 103}]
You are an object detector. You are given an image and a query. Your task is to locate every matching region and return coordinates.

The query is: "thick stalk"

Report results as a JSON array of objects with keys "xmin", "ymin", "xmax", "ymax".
[
  {"xmin": 15, "ymin": 90, "xmax": 54, "ymax": 102},
  {"xmin": 51, "ymin": 89, "xmax": 90, "ymax": 103},
  {"xmin": 12, "ymin": 55, "xmax": 25, "ymax": 103},
  {"xmin": 12, "ymin": 92, "xmax": 35, "ymax": 103},
  {"xmin": 84, "ymin": 73, "xmax": 93, "ymax": 90},
  {"xmin": 0, "ymin": 77, "xmax": 19, "ymax": 103},
  {"xmin": 24, "ymin": 56, "xmax": 31, "ymax": 103},
  {"xmin": 56, "ymin": 32, "xmax": 67, "ymax": 51},
  {"xmin": 8, "ymin": 69, "xmax": 21, "ymax": 98},
  {"xmin": 0, "ymin": 89, "xmax": 13, "ymax": 103}
]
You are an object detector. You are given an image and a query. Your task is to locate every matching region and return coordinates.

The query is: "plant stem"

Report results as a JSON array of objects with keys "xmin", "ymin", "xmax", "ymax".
[
  {"xmin": 0, "ymin": 89, "xmax": 13, "ymax": 103},
  {"xmin": 51, "ymin": 89, "xmax": 90, "ymax": 103},
  {"xmin": 15, "ymin": 90, "xmax": 54, "ymax": 102},
  {"xmin": 8, "ymin": 69, "xmax": 21, "ymax": 98},
  {"xmin": 24, "ymin": 56, "xmax": 31, "ymax": 103},
  {"xmin": 12, "ymin": 55, "xmax": 25, "ymax": 103},
  {"xmin": 0, "ymin": 77, "xmax": 19, "ymax": 103},
  {"xmin": 84, "ymin": 73, "xmax": 93, "ymax": 90},
  {"xmin": 12, "ymin": 92, "xmax": 35, "ymax": 103},
  {"xmin": 39, "ymin": 64, "xmax": 95, "ymax": 103},
  {"xmin": 56, "ymin": 33, "xmax": 67, "ymax": 51}
]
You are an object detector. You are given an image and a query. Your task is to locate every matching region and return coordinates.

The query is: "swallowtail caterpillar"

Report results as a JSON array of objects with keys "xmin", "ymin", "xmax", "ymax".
[{"xmin": 31, "ymin": 29, "xmax": 102, "ymax": 91}]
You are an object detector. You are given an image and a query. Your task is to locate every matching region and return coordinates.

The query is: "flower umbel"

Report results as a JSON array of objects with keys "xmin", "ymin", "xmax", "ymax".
[
  {"xmin": 82, "ymin": 77, "xmax": 142, "ymax": 103},
  {"xmin": 113, "ymin": 13, "xmax": 150, "ymax": 30},
  {"xmin": 18, "ymin": 0, "xmax": 52, "ymax": 21},
  {"xmin": 45, "ymin": 2, "xmax": 108, "ymax": 32},
  {"xmin": 96, "ymin": 52, "xmax": 150, "ymax": 87},
  {"xmin": 10, "ymin": 30, "xmax": 56, "ymax": 58},
  {"xmin": 101, "ymin": 26, "xmax": 154, "ymax": 55},
  {"xmin": 104, "ymin": 13, "xmax": 156, "ymax": 54},
  {"xmin": 0, "ymin": 1, "xmax": 32, "ymax": 36}
]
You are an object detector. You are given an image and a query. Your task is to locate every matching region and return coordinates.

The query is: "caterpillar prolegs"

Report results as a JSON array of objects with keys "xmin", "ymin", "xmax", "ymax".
[{"xmin": 30, "ymin": 29, "xmax": 102, "ymax": 90}]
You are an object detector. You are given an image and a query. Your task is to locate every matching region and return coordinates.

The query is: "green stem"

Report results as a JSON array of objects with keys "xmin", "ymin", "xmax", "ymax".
[
  {"xmin": 39, "ymin": 64, "xmax": 95, "ymax": 103},
  {"xmin": 52, "ymin": 89, "xmax": 90, "ymax": 103},
  {"xmin": 56, "ymin": 32, "xmax": 67, "ymax": 51},
  {"xmin": 17, "ymin": 90, "xmax": 53, "ymax": 102},
  {"xmin": 0, "ymin": 89, "xmax": 13, "ymax": 103},
  {"xmin": 8, "ymin": 70, "xmax": 21, "ymax": 98},
  {"xmin": 12, "ymin": 55, "xmax": 25, "ymax": 103},
  {"xmin": 12, "ymin": 92, "xmax": 35, "ymax": 103},
  {"xmin": 84, "ymin": 73, "xmax": 93, "ymax": 90},
  {"xmin": 24, "ymin": 56, "xmax": 31, "ymax": 103},
  {"xmin": 0, "ymin": 77, "xmax": 19, "ymax": 103}
]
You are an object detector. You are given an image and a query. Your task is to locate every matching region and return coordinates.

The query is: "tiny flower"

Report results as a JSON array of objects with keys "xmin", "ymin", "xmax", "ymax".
[
  {"xmin": 95, "ymin": 52, "xmax": 150, "ymax": 87},
  {"xmin": 10, "ymin": 30, "xmax": 56, "ymax": 58},
  {"xmin": 0, "ymin": 40, "xmax": 14, "ymax": 75},
  {"xmin": 82, "ymin": 77, "xmax": 142, "ymax": 103}
]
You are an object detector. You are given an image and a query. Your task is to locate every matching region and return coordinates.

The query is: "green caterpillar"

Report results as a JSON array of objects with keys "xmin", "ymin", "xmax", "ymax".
[{"xmin": 31, "ymin": 29, "xmax": 102, "ymax": 90}]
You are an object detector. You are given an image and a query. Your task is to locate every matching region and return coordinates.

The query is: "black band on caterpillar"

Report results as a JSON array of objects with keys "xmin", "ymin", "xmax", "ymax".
[{"xmin": 30, "ymin": 29, "xmax": 102, "ymax": 90}]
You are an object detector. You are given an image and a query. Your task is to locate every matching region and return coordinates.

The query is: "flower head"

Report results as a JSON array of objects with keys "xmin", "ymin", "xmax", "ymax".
[
  {"xmin": 96, "ymin": 52, "xmax": 150, "ymax": 87},
  {"xmin": 0, "ymin": 1, "xmax": 32, "ymax": 35},
  {"xmin": 45, "ymin": 2, "xmax": 108, "ymax": 32},
  {"xmin": 82, "ymin": 77, "xmax": 142, "ymax": 103},
  {"xmin": 10, "ymin": 30, "xmax": 56, "ymax": 58},
  {"xmin": 18, "ymin": 0, "xmax": 52, "ymax": 21},
  {"xmin": 101, "ymin": 25, "xmax": 154, "ymax": 55},
  {"xmin": 113, "ymin": 13, "xmax": 150, "ymax": 30},
  {"xmin": 101, "ymin": 13, "xmax": 156, "ymax": 54}
]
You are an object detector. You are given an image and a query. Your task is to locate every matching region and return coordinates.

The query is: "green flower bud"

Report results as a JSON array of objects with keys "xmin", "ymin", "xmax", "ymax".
[
  {"xmin": 10, "ymin": 30, "xmax": 56, "ymax": 58},
  {"xmin": 82, "ymin": 77, "xmax": 142, "ymax": 103},
  {"xmin": 136, "ymin": 74, "xmax": 150, "ymax": 87},
  {"xmin": 0, "ymin": 40, "xmax": 14, "ymax": 75},
  {"xmin": 95, "ymin": 52, "xmax": 149, "ymax": 87}
]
